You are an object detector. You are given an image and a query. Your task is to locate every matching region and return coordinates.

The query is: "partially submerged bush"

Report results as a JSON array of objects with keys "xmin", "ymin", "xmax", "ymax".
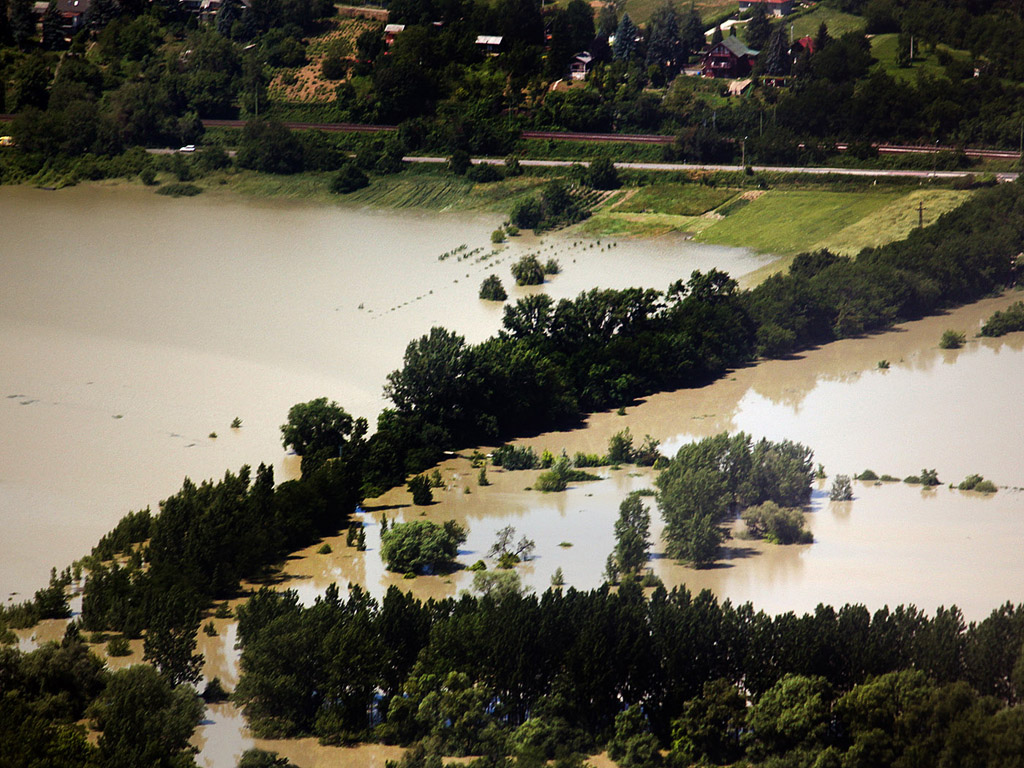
[
  {"xmin": 959, "ymin": 474, "xmax": 998, "ymax": 493},
  {"xmin": 981, "ymin": 301, "xmax": 1024, "ymax": 337},
  {"xmin": 492, "ymin": 444, "xmax": 539, "ymax": 470},
  {"xmin": 829, "ymin": 474, "xmax": 853, "ymax": 501},
  {"xmin": 939, "ymin": 329, "xmax": 966, "ymax": 349},
  {"xmin": 742, "ymin": 501, "xmax": 812, "ymax": 544},
  {"xmin": 511, "ymin": 254, "xmax": 545, "ymax": 285},
  {"xmin": 156, "ymin": 182, "xmax": 202, "ymax": 197},
  {"xmin": 408, "ymin": 474, "xmax": 433, "ymax": 505},
  {"xmin": 107, "ymin": 636, "xmax": 131, "ymax": 656},
  {"xmin": 380, "ymin": 519, "xmax": 466, "ymax": 573},
  {"xmin": 855, "ymin": 469, "xmax": 878, "ymax": 481}
]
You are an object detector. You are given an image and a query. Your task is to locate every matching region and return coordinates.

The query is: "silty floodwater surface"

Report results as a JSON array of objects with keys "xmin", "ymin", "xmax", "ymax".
[{"xmin": 4, "ymin": 185, "xmax": 1024, "ymax": 768}]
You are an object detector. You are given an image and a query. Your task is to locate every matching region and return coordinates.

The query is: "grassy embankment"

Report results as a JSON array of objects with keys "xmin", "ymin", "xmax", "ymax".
[
  {"xmin": 582, "ymin": 182, "xmax": 974, "ymax": 261},
  {"xmin": 788, "ymin": 4, "xmax": 865, "ymax": 39}
]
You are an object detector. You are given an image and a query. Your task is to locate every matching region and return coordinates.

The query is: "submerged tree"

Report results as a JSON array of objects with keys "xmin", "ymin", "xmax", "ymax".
[{"xmin": 614, "ymin": 493, "xmax": 651, "ymax": 575}]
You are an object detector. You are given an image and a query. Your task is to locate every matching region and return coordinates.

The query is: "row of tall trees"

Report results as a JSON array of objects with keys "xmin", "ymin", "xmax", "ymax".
[{"xmin": 233, "ymin": 580, "xmax": 1024, "ymax": 764}]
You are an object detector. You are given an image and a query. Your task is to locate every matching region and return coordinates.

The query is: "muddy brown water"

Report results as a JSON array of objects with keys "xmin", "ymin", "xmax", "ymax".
[
  {"xmin": 5, "ymin": 185, "xmax": 1024, "ymax": 767},
  {"xmin": 0, "ymin": 184, "xmax": 767, "ymax": 600}
]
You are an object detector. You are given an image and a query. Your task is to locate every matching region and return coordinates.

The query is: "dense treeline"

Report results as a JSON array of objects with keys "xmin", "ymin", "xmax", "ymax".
[
  {"xmin": 7, "ymin": 0, "xmax": 1024, "ymax": 188},
  {"xmin": 82, "ymin": 445, "xmax": 364, "ymax": 636},
  {"xmin": 360, "ymin": 181, "xmax": 1023, "ymax": 494},
  {"xmin": 0, "ymin": 631, "xmax": 204, "ymax": 768},
  {"xmin": 234, "ymin": 581, "xmax": 1024, "ymax": 765}
]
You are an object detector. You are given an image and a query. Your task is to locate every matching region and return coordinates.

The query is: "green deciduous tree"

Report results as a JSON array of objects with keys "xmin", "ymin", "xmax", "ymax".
[
  {"xmin": 380, "ymin": 520, "xmax": 466, "ymax": 573},
  {"xmin": 281, "ymin": 397, "xmax": 365, "ymax": 465},
  {"xmin": 88, "ymin": 664, "xmax": 204, "ymax": 768},
  {"xmin": 614, "ymin": 493, "xmax": 651, "ymax": 575}
]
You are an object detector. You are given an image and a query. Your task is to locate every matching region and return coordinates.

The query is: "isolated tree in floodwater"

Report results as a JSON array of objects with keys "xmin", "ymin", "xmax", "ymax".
[{"xmin": 614, "ymin": 493, "xmax": 651, "ymax": 575}]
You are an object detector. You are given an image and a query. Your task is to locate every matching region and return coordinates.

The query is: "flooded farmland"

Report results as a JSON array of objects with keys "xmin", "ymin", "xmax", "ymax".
[{"xmin": 4, "ymin": 184, "xmax": 1024, "ymax": 768}]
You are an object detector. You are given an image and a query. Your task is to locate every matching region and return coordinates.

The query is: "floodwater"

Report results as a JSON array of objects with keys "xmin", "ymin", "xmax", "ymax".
[
  {"xmin": 0, "ymin": 184, "xmax": 768, "ymax": 599},
  {"xmin": 266, "ymin": 292, "xmax": 1024, "ymax": 621},
  {"xmin": 6, "ymin": 184, "xmax": 1024, "ymax": 768}
]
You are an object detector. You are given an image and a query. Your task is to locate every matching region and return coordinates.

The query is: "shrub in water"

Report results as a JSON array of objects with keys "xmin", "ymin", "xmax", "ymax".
[
  {"xmin": 479, "ymin": 274, "xmax": 507, "ymax": 301},
  {"xmin": 408, "ymin": 474, "xmax": 433, "ymax": 505},
  {"xmin": 830, "ymin": 475, "xmax": 854, "ymax": 500},
  {"xmin": 855, "ymin": 469, "xmax": 878, "ymax": 481},
  {"xmin": 981, "ymin": 301, "xmax": 1024, "ymax": 337},
  {"xmin": 107, "ymin": 636, "xmax": 131, "ymax": 656},
  {"xmin": 511, "ymin": 254, "xmax": 545, "ymax": 285},
  {"xmin": 156, "ymin": 182, "xmax": 202, "ymax": 197},
  {"xmin": 742, "ymin": 501, "xmax": 812, "ymax": 544},
  {"xmin": 939, "ymin": 329, "xmax": 966, "ymax": 349}
]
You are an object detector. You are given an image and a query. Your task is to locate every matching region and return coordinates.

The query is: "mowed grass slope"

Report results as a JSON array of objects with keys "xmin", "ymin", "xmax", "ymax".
[
  {"xmin": 695, "ymin": 188, "xmax": 976, "ymax": 256},
  {"xmin": 815, "ymin": 189, "xmax": 974, "ymax": 255},
  {"xmin": 695, "ymin": 190, "xmax": 901, "ymax": 254}
]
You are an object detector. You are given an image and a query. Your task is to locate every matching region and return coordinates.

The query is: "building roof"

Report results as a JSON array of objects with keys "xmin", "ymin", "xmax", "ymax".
[
  {"xmin": 384, "ymin": 24, "xmax": 405, "ymax": 34},
  {"xmin": 476, "ymin": 35, "xmax": 503, "ymax": 45},
  {"xmin": 572, "ymin": 51, "xmax": 593, "ymax": 64},
  {"xmin": 713, "ymin": 36, "xmax": 758, "ymax": 58}
]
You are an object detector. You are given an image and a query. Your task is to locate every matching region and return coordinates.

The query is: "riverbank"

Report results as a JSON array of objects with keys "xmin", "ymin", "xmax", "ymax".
[{"xmin": 56, "ymin": 163, "xmax": 984, "ymax": 264}]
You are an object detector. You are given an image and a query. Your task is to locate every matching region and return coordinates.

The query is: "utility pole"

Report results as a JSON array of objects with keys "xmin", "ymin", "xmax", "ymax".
[{"xmin": 918, "ymin": 200, "xmax": 924, "ymax": 228}]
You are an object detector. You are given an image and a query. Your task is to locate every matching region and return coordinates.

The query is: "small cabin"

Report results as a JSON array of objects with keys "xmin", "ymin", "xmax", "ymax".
[
  {"xmin": 384, "ymin": 24, "xmax": 405, "ymax": 46},
  {"xmin": 475, "ymin": 35, "xmax": 503, "ymax": 55},
  {"xmin": 570, "ymin": 51, "xmax": 593, "ymax": 80}
]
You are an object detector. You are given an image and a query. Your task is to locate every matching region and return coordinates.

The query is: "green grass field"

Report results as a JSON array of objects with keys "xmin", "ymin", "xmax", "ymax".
[
  {"xmin": 870, "ymin": 33, "xmax": 972, "ymax": 83},
  {"xmin": 615, "ymin": 183, "xmax": 739, "ymax": 216},
  {"xmin": 814, "ymin": 189, "xmax": 973, "ymax": 255},
  {"xmin": 789, "ymin": 5, "xmax": 865, "ymax": 39},
  {"xmin": 578, "ymin": 211, "xmax": 716, "ymax": 237},
  {"xmin": 695, "ymin": 189, "xmax": 902, "ymax": 254},
  {"xmin": 203, "ymin": 167, "xmax": 547, "ymax": 211}
]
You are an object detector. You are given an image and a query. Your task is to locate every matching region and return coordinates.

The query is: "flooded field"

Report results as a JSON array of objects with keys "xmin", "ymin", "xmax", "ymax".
[
  {"xmin": 5, "ymin": 184, "xmax": 1024, "ymax": 768},
  {"xmin": 0, "ymin": 184, "xmax": 768, "ymax": 598},
  {"xmin": 261, "ymin": 295, "xmax": 1024, "ymax": 620}
]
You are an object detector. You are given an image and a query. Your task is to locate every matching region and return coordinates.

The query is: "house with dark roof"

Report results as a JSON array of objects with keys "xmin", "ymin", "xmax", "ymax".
[
  {"xmin": 702, "ymin": 36, "xmax": 759, "ymax": 78},
  {"xmin": 32, "ymin": 0, "xmax": 91, "ymax": 31},
  {"xmin": 738, "ymin": 0, "xmax": 793, "ymax": 17}
]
